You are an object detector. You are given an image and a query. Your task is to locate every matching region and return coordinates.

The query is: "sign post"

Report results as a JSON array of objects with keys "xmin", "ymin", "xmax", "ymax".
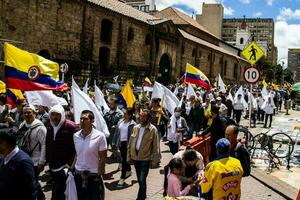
[
  {"xmin": 60, "ymin": 63, "xmax": 69, "ymax": 82},
  {"xmin": 242, "ymin": 40, "xmax": 265, "ymax": 127}
]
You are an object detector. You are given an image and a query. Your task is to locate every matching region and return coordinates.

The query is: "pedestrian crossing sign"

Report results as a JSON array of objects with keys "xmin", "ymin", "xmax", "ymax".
[{"xmin": 241, "ymin": 41, "xmax": 265, "ymax": 65}]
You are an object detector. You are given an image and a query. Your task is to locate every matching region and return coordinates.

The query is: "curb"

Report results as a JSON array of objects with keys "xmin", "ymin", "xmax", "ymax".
[{"xmin": 250, "ymin": 168, "xmax": 298, "ymax": 200}]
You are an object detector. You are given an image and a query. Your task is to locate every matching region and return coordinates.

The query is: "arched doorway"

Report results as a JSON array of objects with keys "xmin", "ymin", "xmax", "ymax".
[{"xmin": 158, "ymin": 53, "xmax": 171, "ymax": 84}]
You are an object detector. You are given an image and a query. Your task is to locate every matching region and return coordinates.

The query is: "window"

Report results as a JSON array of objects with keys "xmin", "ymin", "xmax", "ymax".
[
  {"xmin": 99, "ymin": 47, "xmax": 110, "ymax": 75},
  {"xmin": 223, "ymin": 61, "xmax": 227, "ymax": 76},
  {"xmin": 234, "ymin": 63, "xmax": 238, "ymax": 79},
  {"xmin": 100, "ymin": 19, "xmax": 113, "ymax": 43},
  {"xmin": 128, "ymin": 27, "xmax": 134, "ymax": 42},
  {"xmin": 145, "ymin": 34, "xmax": 151, "ymax": 45},
  {"xmin": 192, "ymin": 48, "xmax": 196, "ymax": 57},
  {"xmin": 181, "ymin": 45, "xmax": 185, "ymax": 55},
  {"xmin": 38, "ymin": 49, "xmax": 51, "ymax": 59},
  {"xmin": 240, "ymin": 37, "xmax": 244, "ymax": 44}
]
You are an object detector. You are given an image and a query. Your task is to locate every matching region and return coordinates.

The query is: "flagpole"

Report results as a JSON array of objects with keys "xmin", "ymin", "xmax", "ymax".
[{"xmin": 157, "ymin": 95, "xmax": 165, "ymax": 125}]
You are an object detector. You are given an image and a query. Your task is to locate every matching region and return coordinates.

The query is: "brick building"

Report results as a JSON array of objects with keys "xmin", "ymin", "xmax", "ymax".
[{"xmin": 0, "ymin": 0, "xmax": 248, "ymax": 85}]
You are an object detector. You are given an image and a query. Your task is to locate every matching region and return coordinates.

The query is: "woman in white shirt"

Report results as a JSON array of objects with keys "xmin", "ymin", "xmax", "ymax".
[{"xmin": 113, "ymin": 108, "xmax": 136, "ymax": 187}]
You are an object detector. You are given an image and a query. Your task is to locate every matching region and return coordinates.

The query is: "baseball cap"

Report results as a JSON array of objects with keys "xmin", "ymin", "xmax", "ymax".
[{"xmin": 216, "ymin": 138, "xmax": 230, "ymax": 155}]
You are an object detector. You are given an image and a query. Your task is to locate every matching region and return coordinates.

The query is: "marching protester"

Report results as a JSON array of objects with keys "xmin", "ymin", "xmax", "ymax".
[
  {"xmin": 36, "ymin": 105, "xmax": 50, "ymax": 126},
  {"xmin": 18, "ymin": 105, "xmax": 47, "ymax": 200},
  {"xmin": 46, "ymin": 104, "xmax": 80, "ymax": 200},
  {"xmin": 233, "ymin": 94, "xmax": 244, "ymax": 125},
  {"xmin": 72, "ymin": 110, "xmax": 107, "ymax": 200},
  {"xmin": 127, "ymin": 109, "xmax": 159, "ymax": 200},
  {"xmin": 0, "ymin": 131, "xmax": 37, "ymax": 200},
  {"xmin": 187, "ymin": 97, "xmax": 204, "ymax": 139},
  {"xmin": 202, "ymin": 104, "xmax": 227, "ymax": 160},
  {"xmin": 103, "ymin": 97, "xmax": 123, "ymax": 159},
  {"xmin": 262, "ymin": 96, "xmax": 275, "ymax": 128},
  {"xmin": 113, "ymin": 108, "xmax": 136, "ymax": 188},
  {"xmin": 167, "ymin": 107, "xmax": 188, "ymax": 155}
]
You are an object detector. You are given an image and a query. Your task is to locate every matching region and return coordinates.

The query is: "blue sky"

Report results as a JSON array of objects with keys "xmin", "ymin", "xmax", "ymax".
[{"xmin": 155, "ymin": 0, "xmax": 300, "ymax": 65}]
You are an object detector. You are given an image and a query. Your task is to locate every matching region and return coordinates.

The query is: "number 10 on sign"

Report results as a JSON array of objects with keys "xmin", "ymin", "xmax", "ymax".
[{"xmin": 244, "ymin": 67, "xmax": 260, "ymax": 84}]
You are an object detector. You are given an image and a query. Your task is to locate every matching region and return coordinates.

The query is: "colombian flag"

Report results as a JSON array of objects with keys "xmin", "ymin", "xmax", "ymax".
[
  {"xmin": 0, "ymin": 80, "xmax": 25, "ymax": 107},
  {"xmin": 143, "ymin": 77, "xmax": 152, "ymax": 86},
  {"xmin": 4, "ymin": 43, "xmax": 66, "ymax": 91},
  {"xmin": 120, "ymin": 80, "xmax": 136, "ymax": 108},
  {"xmin": 7, "ymin": 89, "xmax": 25, "ymax": 108},
  {"xmin": 184, "ymin": 63, "xmax": 211, "ymax": 91}
]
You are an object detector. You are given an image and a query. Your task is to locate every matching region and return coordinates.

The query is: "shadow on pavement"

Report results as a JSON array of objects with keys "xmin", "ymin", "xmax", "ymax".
[
  {"xmin": 103, "ymin": 169, "xmax": 119, "ymax": 180},
  {"xmin": 104, "ymin": 180, "xmax": 138, "ymax": 191}
]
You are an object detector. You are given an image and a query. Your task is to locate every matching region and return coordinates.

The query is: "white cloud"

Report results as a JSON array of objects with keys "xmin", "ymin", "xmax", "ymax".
[
  {"xmin": 224, "ymin": 6, "xmax": 234, "ymax": 16},
  {"xmin": 277, "ymin": 7, "xmax": 300, "ymax": 21},
  {"xmin": 239, "ymin": 0, "xmax": 251, "ymax": 4},
  {"xmin": 274, "ymin": 21, "xmax": 300, "ymax": 63},
  {"xmin": 266, "ymin": 0, "xmax": 275, "ymax": 6},
  {"xmin": 253, "ymin": 12, "xmax": 262, "ymax": 17}
]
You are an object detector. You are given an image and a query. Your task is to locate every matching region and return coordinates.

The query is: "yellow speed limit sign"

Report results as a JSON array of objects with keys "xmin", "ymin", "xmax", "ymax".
[{"xmin": 241, "ymin": 41, "xmax": 265, "ymax": 65}]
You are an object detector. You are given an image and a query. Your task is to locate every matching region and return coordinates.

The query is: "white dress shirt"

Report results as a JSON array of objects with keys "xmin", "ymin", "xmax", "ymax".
[
  {"xmin": 73, "ymin": 128, "xmax": 107, "ymax": 173},
  {"xmin": 135, "ymin": 127, "xmax": 145, "ymax": 151},
  {"xmin": 4, "ymin": 146, "xmax": 19, "ymax": 165},
  {"xmin": 119, "ymin": 121, "xmax": 130, "ymax": 142}
]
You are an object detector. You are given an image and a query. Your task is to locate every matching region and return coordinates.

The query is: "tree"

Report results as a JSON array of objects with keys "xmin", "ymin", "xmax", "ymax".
[{"xmin": 256, "ymin": 57, "xmax": 274, "ymax": 81}]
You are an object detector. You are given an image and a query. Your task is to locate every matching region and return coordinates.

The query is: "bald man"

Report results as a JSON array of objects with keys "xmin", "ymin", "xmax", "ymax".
[{"xmin": 225, "ymin": 125, "xmax": 251, "ymax": 176}]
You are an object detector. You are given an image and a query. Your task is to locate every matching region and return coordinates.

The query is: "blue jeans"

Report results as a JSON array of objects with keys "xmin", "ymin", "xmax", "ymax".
[
  {"xmin": 133, "ymin": 160, "xmax": 150, "ymax": 200},
  {"xmin": 74, "ymin": 174, "xmax": 104, "ymax": 200},
  {"xmin": 50, "ymin": 169, "xmax": 67, "ymax": 200}
]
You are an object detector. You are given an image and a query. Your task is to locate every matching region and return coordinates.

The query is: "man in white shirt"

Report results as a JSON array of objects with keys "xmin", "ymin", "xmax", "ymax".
[
  {"xmin": 262, "ymin": 97, "xmax": 274, "ymax": 128},
  {"xmin": 233, "ymin": 94, "xmax": 244, "ymax": 125},
  {"xmin": 72, "ymin": 110, "xmax": 107, "ymax": 200}
]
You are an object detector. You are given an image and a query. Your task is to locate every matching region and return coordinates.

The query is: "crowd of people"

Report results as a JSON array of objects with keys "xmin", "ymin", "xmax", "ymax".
[{"xmin": 0, "ymin": 80, "xmax": 293, "ymax": 200}]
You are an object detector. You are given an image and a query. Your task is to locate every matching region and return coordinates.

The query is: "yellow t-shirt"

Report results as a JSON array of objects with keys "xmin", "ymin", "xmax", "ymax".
[{"xmin": 200, "ymin": 157, "xmax": 244, "ymax": 200}]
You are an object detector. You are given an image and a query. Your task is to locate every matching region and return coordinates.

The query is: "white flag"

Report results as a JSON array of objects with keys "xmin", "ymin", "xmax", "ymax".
[
  {"xmin": 151, "ymin": 82, "xmax": 179, "ymax": 114},
  {"xmin": 71, "ymin": 78, "xmax": 109, "ymax": 137},
  {"xmin": 94, "ymin": 84, "xmax": 109, "ymax": 112},
  {"xmin": 234, "ymin": 86, "xmax": 248, "ymax": 108},
  {"xmin": 82, "ymin": 78, "xmax": 89, "ymax": 94},
  {"xmin": 218, "ymin": 74, "xmax": 226, "ymax": 93},
  {"xmin": 25, "ymin": 91, "xmax": 68, "ymax": 108},
  {"xmin": 261, "ymin": 86, "xmax": 269, "ymax": 100},
  {"xmin": 187, "ymin": 83, "xmax": 196, "ymax": 99}
]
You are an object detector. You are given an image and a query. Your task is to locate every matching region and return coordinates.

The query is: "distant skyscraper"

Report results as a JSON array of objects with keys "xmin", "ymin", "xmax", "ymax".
[
  {"xmin": 122, "ymin": 0, "xmax": 156, "ymax": 12},
  {"xmin": 288, "ymin": 49, "xmax": 300, "ymax": 82}
]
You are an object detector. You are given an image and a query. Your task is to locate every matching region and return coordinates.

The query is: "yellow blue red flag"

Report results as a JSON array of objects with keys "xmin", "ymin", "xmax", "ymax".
[
  {"xmin": 184, "ymin": 63, "xmax": 211, "ymax": 91},
  {"xmin": 120, "ymin": 80, "xmax": 136, "ymax": 108},
  {"xmin": 4, "ymin": 43, "xmax": 66, "ymax": 91}
]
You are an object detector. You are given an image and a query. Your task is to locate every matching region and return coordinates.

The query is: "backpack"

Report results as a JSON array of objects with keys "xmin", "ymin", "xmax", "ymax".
[
  {"xmin": 17, "ymin": 123, "xmax": 43, "ymax": 156},
  {"xmin": 234, "ymin": 143, "xmax": 251, "ymax": 177}
]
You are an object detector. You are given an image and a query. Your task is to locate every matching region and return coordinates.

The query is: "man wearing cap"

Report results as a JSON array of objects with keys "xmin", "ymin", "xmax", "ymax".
[
  {"xmin": 200, "ymin": 138, "xmax": 243, "ymax": 200},
  {"xmin": 46, "ymin": 104, "xmax": 80, "ymax": 200},
  {"xmin": 18, "ymin": 105, "xmax": 47, "ymax": 200},
  {"xmin": 202, "ymin": 105, "xmax": 227, "ymax": 160}
]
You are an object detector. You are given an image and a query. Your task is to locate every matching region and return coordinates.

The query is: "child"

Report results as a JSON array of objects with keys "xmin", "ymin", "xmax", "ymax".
[{"xmin": 163, "ymin": 158, "xmax": 192, "ymax": 198}]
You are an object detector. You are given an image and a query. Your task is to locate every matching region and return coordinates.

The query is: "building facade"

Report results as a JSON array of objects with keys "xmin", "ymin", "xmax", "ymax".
[
  {"xmin": 196, "ymin": 3, "xmax": 224, "ymax": 38},
  {"xmin": 222, "ymin": 18, "xmax": 276, "ymax": 65},
  {"xmin": 287, "ymin": 49, "xmax": 300, "ymax": 82},
  {"xmin": 0, "ymin": 0, "xmax": 248, "ymax": 86}
]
